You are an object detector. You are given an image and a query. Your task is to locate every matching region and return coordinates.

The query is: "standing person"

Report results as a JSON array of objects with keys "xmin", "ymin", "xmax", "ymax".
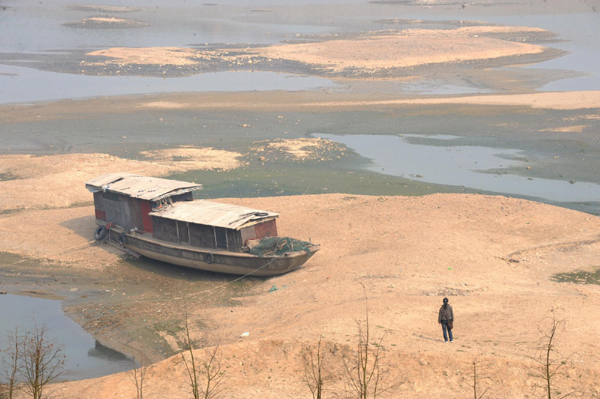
[{"xmin": 438, "ymin": 297, "xmax": 454, "ymax": 343}]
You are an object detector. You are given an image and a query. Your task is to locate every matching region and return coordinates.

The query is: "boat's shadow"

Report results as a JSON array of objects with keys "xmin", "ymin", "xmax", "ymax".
[{"xmin": 121, "ymin": 255, "xmax": 266, "ymax": 284}]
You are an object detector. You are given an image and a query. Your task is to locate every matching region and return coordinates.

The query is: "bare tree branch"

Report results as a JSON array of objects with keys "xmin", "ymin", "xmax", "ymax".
[
  {"xmin": 19, "ymin": 323, "xmax": 66, "ymax": 399},
  {"xmin": 180, "ymin": 311, "xmax": 225, "ymax": 399},
  {"xmin": 303, "ymin": 337, "xmax": 330, "ymax": 399},
  {"xmin": 1, "ymin": 327, "xmax": 22, "ymax": 399},
  {"xmin": 470, "ymin": 358, "xmax": 492, "ymax": 399},
  {"xmin": 127, "ymin": 353, "xmax": 149, "ymax": 399},
  {"xmin": 342, "ymin": 283, "xmax": 397, "ymax": 399},
  {"xmin": 526, "ymin": 310, "xmax": 580, "ymax": 399}
]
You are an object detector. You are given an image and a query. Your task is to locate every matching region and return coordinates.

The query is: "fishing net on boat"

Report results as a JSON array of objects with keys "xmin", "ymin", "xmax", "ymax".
[{"xmin": 249, "ymin": 237, "xmax": 312, "ymax": 257}]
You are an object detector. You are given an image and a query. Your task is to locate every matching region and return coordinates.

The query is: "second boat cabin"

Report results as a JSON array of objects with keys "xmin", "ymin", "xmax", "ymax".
[{"xmin": 150, "ymin": 201, "xmax": 278, "ymax": 252}]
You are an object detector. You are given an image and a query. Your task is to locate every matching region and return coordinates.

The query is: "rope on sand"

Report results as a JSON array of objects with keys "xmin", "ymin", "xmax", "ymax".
[{"xmin": 184, "ymin": 256, "xmax": 280, "ymax": 299}]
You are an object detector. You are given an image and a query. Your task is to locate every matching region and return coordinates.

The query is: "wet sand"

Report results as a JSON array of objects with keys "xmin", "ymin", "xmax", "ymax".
[
  {"xmin": 1, "ymin": 89, "xmax": 599, "ymax": 212},
  {"xmin": 63, "ymin": 17, "xmax": 148, "ymax": 29},
  {"xmin": 2, "ymin": 90, "xmax": 599, "ymax": 125}
]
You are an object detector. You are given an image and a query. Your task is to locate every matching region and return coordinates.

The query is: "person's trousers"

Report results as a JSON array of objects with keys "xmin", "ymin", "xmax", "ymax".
[{"xmin": 441, "ymin": 321, "xmax": 453, "ymax": 342}]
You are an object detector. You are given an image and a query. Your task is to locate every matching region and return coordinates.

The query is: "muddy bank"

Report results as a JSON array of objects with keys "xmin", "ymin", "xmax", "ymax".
[
  {"xmin": 3, "ymin": 91, "xmax": 598, "ymax": 126},
  {"xmin": 63, "ymin": 16, "xmax": 148, "ymax": 29},
  {"xmin": 1, "ymin": 90, "xmax": 598, "ymax": 213},
  {"xmin": 0, "ymin": 249, "xmax": 259, "ymax": 363}
]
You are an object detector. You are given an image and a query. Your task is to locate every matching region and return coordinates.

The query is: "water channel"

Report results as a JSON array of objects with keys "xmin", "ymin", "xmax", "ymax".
[
  {"xmin": 0, "ymin": 294, "xmax": 132, "ymax": 381},
  {"xmin": 0, "ymin": 65, "xmax": 335, "ymax": 104},
  {"xmin": 319, "ymin": 133, "xmax": 600, "ymax": 205}
]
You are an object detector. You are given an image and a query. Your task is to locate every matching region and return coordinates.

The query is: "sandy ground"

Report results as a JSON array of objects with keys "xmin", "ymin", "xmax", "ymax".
[
  {"xmin": 87, "ymin": 47, "xmax": 200, "ymax": 66},
  {"xmin": 5, "ymin": 193, "xmax": 600, "ymax": 398},
  {"xmin": 257, "ymin": 26, "xmax": 547, "ymax": 73},
  {"xmin": 0, "ymin": 206, "xmax": 121, "ymax": 268},
  {"xmin": 2, "ymin": 1, "xmax": 600, "ymax": 397},
  {"xmin": 84, "ymin": 25, "xmax": 550, "ymax": 75},
  {"xmin": 1, "ymin": 99, "xmax": 599, "ymax": 395},
  {"xmin": 540, "ymin": 125, "xmax": 588, "ymax": 133},
  {"xmin": 0, "ymin": 148, "xmax": 242, "ymax": 211},
  {"xmin": 135, "ymin": 90, "xmax": 600, "ymax": 111}
]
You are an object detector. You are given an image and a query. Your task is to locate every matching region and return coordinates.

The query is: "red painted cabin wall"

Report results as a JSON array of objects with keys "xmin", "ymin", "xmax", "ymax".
[
  {"xmin": 241, "ymin": 219, "xmax": 278, "ymax": 246},
  {"xmin": 140, "ymin": 200, "xmax": 153, "ymax": 232}
]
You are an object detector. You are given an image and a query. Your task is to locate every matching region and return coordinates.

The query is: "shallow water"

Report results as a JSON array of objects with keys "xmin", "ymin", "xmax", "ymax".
[
  {"xmin": 0, "ymin": 0, "xmax": 339, "ymax": 53},
  {"xmin": 480, "ymin": 13, "xmax": 600, "ymax": 91},
  {"xmin": 0, "ymin": 64, "xmax": 335, "ymax": 104},
  {"xmin": 2, "ymin": 0, "xmax": 597, "ymax": 103},
  {"xmin": 399, "ymin": 81, "xmax": 493, "ymax": 95},
  {"xmin": 319, "ymin": 133, "xmax": 600, "ymax": 203},
  {"xmin": 429, "ymin": 12, "xmax": 600, "ymax": 91},
  {"xmin": 0, "ymin": 294, "xmax": 132, "ymax": 381}
]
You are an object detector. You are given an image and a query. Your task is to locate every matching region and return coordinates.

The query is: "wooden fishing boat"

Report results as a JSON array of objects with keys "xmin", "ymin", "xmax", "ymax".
[{"xmin": 86, "ymin": 173, "xmax": 319, "ymax": 276}]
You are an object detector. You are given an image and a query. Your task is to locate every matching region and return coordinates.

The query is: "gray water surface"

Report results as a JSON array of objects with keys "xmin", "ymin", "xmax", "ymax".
[
  {"xmin": 371, "ymin": 12, "xmax": 600, "ymax": 92},
  {"xmin": 0, "ymin": 0, "xmax": 339, "ymax": 53},
  {"xmin": 487, "ymin": 13, "xmax": 600, "ymax": 91},
  {"xmin": 454, "ymin": 13, "xmax": 599, "ymax": 91},
  {"xmin": 2, "ymin": 1, "xmax": 597, "ymax": 103},
  {"xmin": 319, "ymin": 133, "xmax": 600, "ymax": 203},
  {"xmin": 399, "ymin": 81, "xmax": 493, "ymax": 95},
  {"xmin": 0, "ymin": 65, "xmax": 335, "ymax": 104},
  {"xmin": 0, "ymin": 294, "xmax": 132, "ymax": 381}
]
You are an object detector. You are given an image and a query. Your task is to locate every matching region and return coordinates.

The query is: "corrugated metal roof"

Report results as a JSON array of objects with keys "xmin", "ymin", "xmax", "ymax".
[
  {"xmin": 150, "ymin": 200, "xmax": 279, "ymax": 229},
  {"xmin": 86, "ymin": 173, "xmax": 202, "ymax": 201},
  {"xmin": 86, "ymin": 172, "xmax": 137, "ymax": 188}
]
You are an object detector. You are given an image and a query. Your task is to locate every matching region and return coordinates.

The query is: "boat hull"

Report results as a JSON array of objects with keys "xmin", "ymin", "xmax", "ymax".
[{"xmin": 108, "ymin": 229, "xmax": 318, "ymax": 277}]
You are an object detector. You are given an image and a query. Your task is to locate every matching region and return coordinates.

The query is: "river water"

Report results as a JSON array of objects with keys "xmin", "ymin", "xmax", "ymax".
[
  {"xmin": 0, "ymin": 294, "xmax": 132, "ymax": 381},
  {"xmin": 1, "ymin": 0, "xmax": 598, "ymax": 105},
  {"xmin": 0, "ymin": 65, "xmax": 335, "ymax": 104},
  {"xmin": 319, "ymin": 133, "xmax": 600, "ymax": 206}
]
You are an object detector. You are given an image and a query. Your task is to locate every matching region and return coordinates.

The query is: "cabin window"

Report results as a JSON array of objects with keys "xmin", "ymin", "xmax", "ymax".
[
  {"xmin": 103, "ymin": 191, "xmax": 120, "ymax": 202},
  {"xmin": 189, "ymin": 223, "xmax": 216, "ymax": 248},
  {"xmin": 215, "ymin": 227, "xmax": 228, "ymax": 249},
  {"xmin": 152, "ymin": 217, "xmax": 178, "ymax": 243}
]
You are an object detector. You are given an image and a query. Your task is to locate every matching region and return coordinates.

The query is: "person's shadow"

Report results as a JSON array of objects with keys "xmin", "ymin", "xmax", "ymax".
[{"xmin": 413, "ymin": 332, "xmax": 454, "ymax": 343}]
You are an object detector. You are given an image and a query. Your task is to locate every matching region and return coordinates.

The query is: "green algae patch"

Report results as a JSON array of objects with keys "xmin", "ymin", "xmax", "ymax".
[{"xmin": 552, "ymin": 268, "xmax": 600, "ymax": 285}]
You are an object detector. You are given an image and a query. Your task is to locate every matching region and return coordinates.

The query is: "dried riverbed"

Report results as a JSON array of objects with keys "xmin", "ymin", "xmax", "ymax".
[{"xmin": 1, "ymin": 0, "xmax": 600, "ymax": 396}]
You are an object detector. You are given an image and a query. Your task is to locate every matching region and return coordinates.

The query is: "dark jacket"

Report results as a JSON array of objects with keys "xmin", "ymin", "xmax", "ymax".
[{"xmin": 438, "ymin": 305, "xmax": 454, "ymax": 323}]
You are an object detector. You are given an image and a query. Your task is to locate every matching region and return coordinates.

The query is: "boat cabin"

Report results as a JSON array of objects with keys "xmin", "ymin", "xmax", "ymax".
[
  {"xmin": 86, "ymin": 173, "xmax": 279, "ymax": 252},
  {"xmin": 86, "ymin": 173, "xmax": 202, "ymax": 232},
  {"xmin": 150, "ymin": 201, "xmax": 278, "ymax": 252}
]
